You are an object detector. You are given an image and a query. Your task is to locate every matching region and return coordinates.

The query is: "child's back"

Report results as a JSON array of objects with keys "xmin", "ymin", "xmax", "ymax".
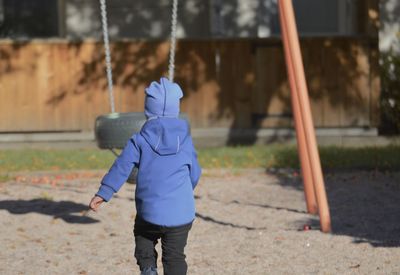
[
  {"xmin": 90, "ymin": 78, "xmax": 201, "ymax": 275},
  {"xmin": 135, "ymin": 116, "xmax": 200, "ymax": 226}
]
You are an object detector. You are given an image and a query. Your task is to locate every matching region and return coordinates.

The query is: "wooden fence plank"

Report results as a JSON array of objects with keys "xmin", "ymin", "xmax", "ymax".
[{"xmin": 0, "ymin": 38, "xmax": 379, "ymax": 132}]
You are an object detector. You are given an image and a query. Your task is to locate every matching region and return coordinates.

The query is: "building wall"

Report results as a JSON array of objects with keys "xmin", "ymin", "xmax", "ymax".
[
  {"xmin": 379, "ymin": 0, "xmax": 400, "ymax": 54},
  {"xmin": 0, "ymin": 38, "xmax": 379, "ymax": 132},
  {"xmin": 63, "ymin": 0, "xmax": 210, "ymax": 39},
  {"xmin": 62, "ymin": 0, "xmax": 358, "ymax": 39},
  {"xmin": 0, "ymin": 0, "xmax": 380, "ymax": 133},
  {"xmin": 0, "ymin": 0, "xmax": 367, "ymax": 40}
]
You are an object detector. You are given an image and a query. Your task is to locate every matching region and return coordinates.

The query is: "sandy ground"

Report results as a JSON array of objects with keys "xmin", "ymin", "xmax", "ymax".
[{"xmin": 0, "ymin": 169, "xmax": 400, "ymax": 275}]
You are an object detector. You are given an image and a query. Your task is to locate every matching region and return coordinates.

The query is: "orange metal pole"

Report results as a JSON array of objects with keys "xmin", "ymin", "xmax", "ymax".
[
  {"xmin": 278, "ymin": 2, "xmax": 318, "ymax": 215},
  {"xmin": 279, "ymin": 0, "xmax": 331, "ymax": 232}
]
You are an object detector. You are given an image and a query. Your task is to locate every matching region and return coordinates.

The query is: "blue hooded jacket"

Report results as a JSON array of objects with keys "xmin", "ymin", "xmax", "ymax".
[{"xmin": 96, "ymin": 78, "xmax": 202, "ymax": 226}]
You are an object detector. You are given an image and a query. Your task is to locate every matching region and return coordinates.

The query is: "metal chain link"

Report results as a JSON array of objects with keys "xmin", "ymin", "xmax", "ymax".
[
  {"xmin": 99, "ymin": 0, "xmax": 115, "ymax": 113},
  {"xmin": 168, "ymin": 0, "xmax": 178, "ymax": 81}
]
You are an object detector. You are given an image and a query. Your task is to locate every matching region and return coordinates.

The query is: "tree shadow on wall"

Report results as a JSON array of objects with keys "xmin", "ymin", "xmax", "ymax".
[
  {"xmin": 44, "ymin": 37, "xmax": 377, "ymax": 139},
  {"xmin": 379, "ymin": 0, "xmax": 400, "ymax": 135},
  {"xmin": 215, "ymin": 36, "xmax": 377, "ymax": 146},
  {"xmin": 0, "ymin": 1, "xmax": 379, "ymax": 145},
  {"xmin": 0, "ymin": 42, "xmax": 30, "ymax": 74}
]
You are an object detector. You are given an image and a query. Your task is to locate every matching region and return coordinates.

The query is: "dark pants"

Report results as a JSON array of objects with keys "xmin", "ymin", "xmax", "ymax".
[{"xmin": 134, "ymin": 216, "xmax": 192, "ymax": 275}]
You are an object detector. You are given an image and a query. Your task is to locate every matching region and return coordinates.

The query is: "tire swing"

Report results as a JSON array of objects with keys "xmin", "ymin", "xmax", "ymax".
[{"xmin": 95, "ymin": 0, "xmax": 183, "ymax": 183}]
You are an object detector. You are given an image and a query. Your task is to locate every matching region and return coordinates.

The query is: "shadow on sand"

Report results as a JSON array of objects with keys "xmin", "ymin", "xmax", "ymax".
[
  {"xmin": 195, "ymin": 212, "xmax": 267, "ymax": 231},
  {"xmin": 0, "ymin": 199, "xmax": 98, "ymax": 224},
  {"xmin": 271, "ymin": 170, "xmax": 400, "ymax": 248}
]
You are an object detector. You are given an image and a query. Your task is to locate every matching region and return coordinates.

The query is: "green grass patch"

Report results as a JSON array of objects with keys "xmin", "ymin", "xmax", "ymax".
[
  {"xmin": 0, "ymin": 149, "xmax": 116, "ymax": 173},
  {"xmin": 0, "ymin": 145, "xmax": 399, "ymax": 173},
  {"xmin": 0, "ymin": 173, "xmax": 11, "ymax": 183},
  {"xmin": 199, "ymin": 145, "xmax": 400, "ymax": 170}
]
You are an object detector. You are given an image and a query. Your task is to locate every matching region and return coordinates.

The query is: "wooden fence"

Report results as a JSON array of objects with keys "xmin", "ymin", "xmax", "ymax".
[{"xmin": 0, "ymin": 37, "xmax": 379, "ymax": 132}]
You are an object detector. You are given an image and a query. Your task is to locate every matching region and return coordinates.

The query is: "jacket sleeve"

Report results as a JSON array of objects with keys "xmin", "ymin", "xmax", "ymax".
[
  {"xmin": 189, "ymin": 138, "xmax": 202, "ymax": 189},
  {"xmin": 96, "ymin": 135, "xmax": 140, "ymax": 202}
]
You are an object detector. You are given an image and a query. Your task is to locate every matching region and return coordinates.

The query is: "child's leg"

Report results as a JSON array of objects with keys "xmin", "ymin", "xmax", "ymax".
[
  {"xmin": 161, "ymin": 222, "xmax": 192, "ymax": 275},
  {"xmin": 134, "ymin": 216, "xmax": 162, "ymax": 271}
]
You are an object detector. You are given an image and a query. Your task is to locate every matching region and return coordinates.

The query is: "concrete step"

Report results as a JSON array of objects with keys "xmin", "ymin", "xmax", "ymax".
[{"xmin": 0, "ymin": 128, "xmax": 399, "ymax": 148}]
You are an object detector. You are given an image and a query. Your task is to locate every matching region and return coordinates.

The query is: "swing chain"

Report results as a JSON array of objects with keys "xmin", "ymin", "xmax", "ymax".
[
  {"xmin": 168, "ymin": 0, "xmax": 178, "ymax": 82},
  {"xmin": 99, "ymin": 0, "xmax": 115, "ymax": 113},
  {"xmin": 100, "ymin": 0, "xmax": 177, "ymax": 107}
]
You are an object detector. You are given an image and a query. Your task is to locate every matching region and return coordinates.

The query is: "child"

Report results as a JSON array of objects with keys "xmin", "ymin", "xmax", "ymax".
[{"xmin": 89, "ymin": 77, "xmax": 202, "ymax": 275}]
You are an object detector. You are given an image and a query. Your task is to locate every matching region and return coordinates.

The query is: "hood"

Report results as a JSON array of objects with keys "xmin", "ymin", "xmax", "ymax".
[
  {"xmin": 144, "ymin": 77, "xmax": 183, "ymax": 118},
  {"xmin": 140, "ymin": 117, "xmax": 190, "ymax": 156}
]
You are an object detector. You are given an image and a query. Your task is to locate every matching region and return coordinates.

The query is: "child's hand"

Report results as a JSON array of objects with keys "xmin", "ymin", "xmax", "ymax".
[{"xmin": 89, "ymin": 196, "xmax": 105, "ymax": 212}]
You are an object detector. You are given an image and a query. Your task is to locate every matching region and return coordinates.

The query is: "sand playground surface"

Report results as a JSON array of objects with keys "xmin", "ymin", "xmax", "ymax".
[{"xmin": 1, "ymin": 169, "xmax": 400, "ymax": 274}]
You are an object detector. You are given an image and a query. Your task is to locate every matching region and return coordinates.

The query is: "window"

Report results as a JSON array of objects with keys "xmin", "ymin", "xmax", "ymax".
[
  {"xmin": 0, "ymin": 0, "xmax": 4, "ymax": 27},
  {"xmin": 291, "ymin": 0, "xmax": 356, "ymax": 36},
  {"xmin": 0, "ymin": 0, "xmax": 359, "ymax": 40},
  {"xmin": 0, "ymin": 0, "xmax": 59, "ymax": 39},
  {"xmin": 64, "ymin": 0, "xmax": 210, "ymax": 40},
  {"xmin": 211, "ymin": 0, "xmax": 357, "ymax": 38}
]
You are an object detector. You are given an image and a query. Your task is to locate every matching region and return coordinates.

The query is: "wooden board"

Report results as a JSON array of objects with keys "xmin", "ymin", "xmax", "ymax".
[{"xmin": 0, "ymin": 38, "xmax": 380, "ymax": 132}]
